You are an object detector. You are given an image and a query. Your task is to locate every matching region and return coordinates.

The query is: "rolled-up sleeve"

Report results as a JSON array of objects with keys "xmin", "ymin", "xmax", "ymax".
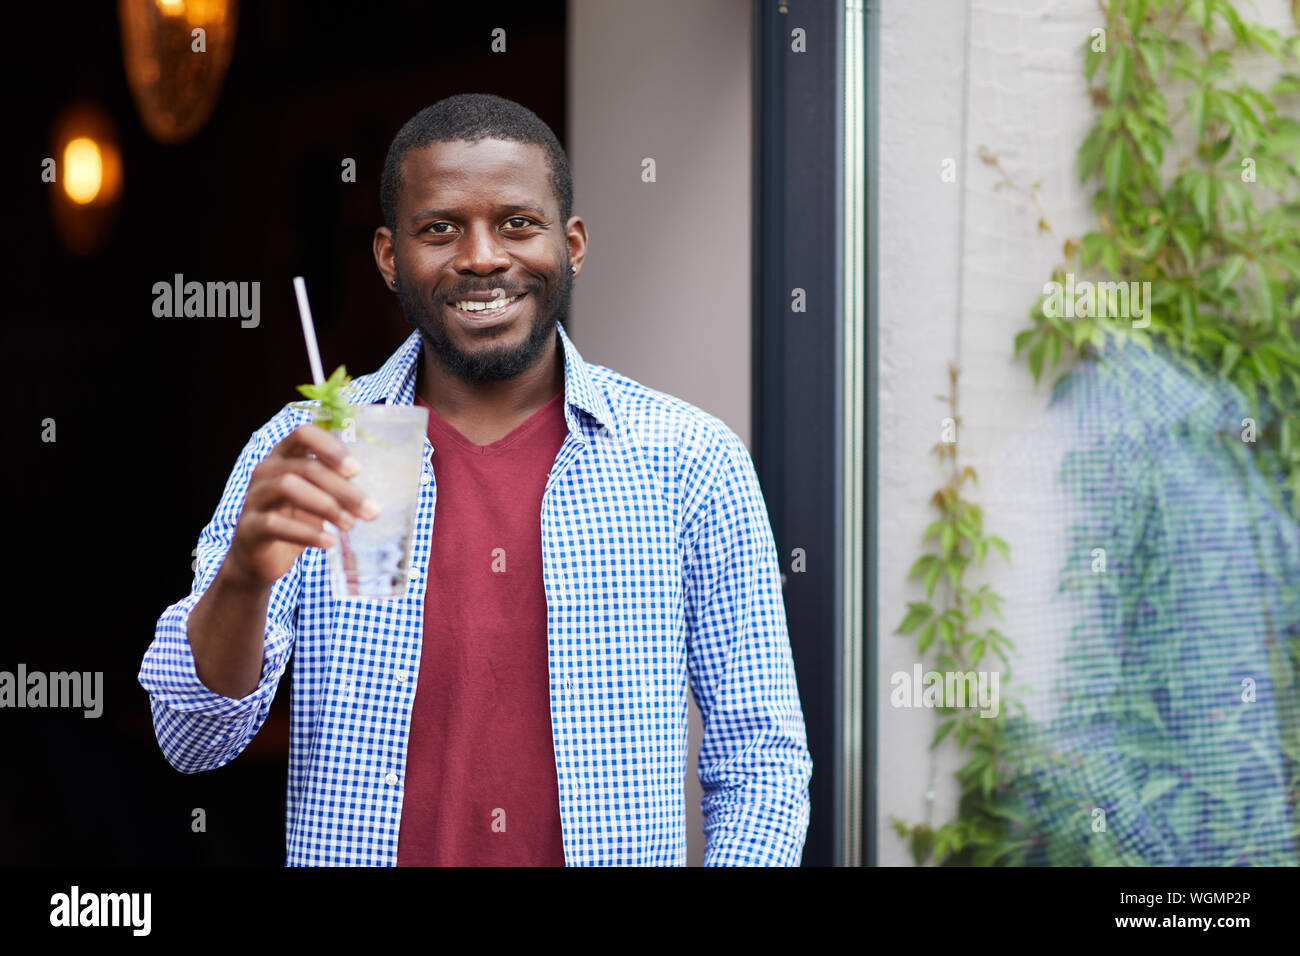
[
  {"xmin": 682, "ymin": 423, "xmax": 813, "ymax": 866},
  {"xmin": 138, "ymin": 422, "xmax": 302, "ymax": 773}
]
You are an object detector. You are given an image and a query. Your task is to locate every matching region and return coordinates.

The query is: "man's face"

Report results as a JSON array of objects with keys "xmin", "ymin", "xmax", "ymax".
[{"xmin": 386, "ymin": 138, "xmax": 573, "ymax": 384}]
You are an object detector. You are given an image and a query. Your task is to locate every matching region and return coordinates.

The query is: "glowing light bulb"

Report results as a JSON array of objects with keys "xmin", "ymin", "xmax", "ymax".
[
  {"xmin": 155, "ymin": 0, "xmax": 185, "ymax": 15},
  {"xmin": 63, "ymin": 137, "xmax": 103, "ymax": 205}
]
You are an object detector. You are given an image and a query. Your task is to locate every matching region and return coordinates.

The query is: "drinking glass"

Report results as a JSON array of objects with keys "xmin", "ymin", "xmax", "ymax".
[{"xmin": 313, "ymin": 403, "xmax": 428, "ymax": 598}]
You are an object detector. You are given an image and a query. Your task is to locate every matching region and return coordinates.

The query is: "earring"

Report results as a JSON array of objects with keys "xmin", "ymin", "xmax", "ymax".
[
  {"xmin": 570, "ymin": 266, "xmax": 577, "ymax": 276},
  {"xmin": 391, "ymin": 279, "xmax": 398, "ymax": 288}
]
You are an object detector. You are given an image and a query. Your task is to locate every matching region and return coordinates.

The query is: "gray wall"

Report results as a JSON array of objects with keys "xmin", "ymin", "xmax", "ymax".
[{"xmin": 567, "ymin": 0, "xmax": 754, "ymax": 866}]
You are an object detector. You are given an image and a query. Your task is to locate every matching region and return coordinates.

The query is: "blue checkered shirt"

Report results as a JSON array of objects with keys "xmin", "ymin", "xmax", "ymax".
[{"xmin": 138, "ymin": 320, "xmax": 812, "ymax": 866}]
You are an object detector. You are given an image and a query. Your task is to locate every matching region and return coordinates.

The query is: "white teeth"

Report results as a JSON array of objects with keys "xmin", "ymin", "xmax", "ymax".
[{"xmin": 452, "ymin": 295, "xmax": 519, "ymax": 312}]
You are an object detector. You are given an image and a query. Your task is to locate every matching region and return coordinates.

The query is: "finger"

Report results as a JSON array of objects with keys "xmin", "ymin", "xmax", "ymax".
[
  {"xmin": 284, "ymin": 504, "xmax": 327, "ymax": 531},
  {"xmin": 277, "ymin": 424, "xmax": 360, "ymax": 476},
  {"xmin": 250, "ymin": 510, "xmax": 337, "ymax": 549},
  {"xmin": 295, "ymin": 458, "xmax": 379, "ymax": 519},
  {"xmin": 252, "ymin": 472, "xmax": 360, "ymax": 528}
]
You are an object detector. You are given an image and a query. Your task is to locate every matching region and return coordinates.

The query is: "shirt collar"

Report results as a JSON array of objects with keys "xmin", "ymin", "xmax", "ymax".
[{"xmin": 346, "ymin": 320, "xmax": 620, "ymax": 440}]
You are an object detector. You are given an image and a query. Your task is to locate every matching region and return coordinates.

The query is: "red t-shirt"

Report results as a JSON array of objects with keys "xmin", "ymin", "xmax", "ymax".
[{"xmin": 396, "ymin": 389, "xmax": 569, "ymax": 866}]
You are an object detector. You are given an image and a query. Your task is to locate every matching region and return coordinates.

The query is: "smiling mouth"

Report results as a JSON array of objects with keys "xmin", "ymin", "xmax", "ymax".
[
  {"xmin": 447, "ymin": 292, "xmax": 525, "ymax": 318},
  {"xmin": 452, "ymin": 293, "xmax": 522, "ymax": 316}
]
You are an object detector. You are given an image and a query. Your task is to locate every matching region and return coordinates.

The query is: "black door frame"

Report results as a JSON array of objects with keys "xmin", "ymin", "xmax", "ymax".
[{"xmin": 752, "ymin": 0, "xmax": 872, "ymax": 867}]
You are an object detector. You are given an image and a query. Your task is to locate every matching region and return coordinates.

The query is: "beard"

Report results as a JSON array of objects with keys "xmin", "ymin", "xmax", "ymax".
[{"xmin": 393, "ymin": 260, "xmax": 571, "ymax": 384}]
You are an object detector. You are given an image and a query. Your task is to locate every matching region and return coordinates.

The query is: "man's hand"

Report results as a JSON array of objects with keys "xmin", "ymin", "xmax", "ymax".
[
  {"xmin": 224, "ymin": 424, "xmax": 380, "ymax": 589},
  {"xmin": 187, "ymin": 424, "xmax": 381, "ymax": 701}
]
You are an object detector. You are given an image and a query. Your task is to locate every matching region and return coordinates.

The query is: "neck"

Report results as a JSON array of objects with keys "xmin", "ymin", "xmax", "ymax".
[{"xmin": 416, "ymin": 330, "xmax": 564, "ymax": 423}]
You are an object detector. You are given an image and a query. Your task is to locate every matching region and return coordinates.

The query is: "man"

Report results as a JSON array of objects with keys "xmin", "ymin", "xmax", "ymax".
[{"xmin": 138, "ymin": 93, "xmax": 812, "ymax": 866}]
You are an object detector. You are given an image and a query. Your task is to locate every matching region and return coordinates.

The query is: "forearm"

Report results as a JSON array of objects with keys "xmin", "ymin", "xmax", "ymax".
[
  {"xmin": 141, "ymin": 574, "xmax": 297, "ymax": 774},
  {"xmin": 186, "ymin": 560, "xmax": 274, "ymax": 700},
  {"xmin": 703, "ymin": 799, "xmax": 811, "ymax": 867},
  {"xmin": 699, "ymin": 715, "xmax": 813, "ymax": 866}
]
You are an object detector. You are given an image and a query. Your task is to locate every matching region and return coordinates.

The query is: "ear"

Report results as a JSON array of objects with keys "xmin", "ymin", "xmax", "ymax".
[
  {"xmin": 373, "ymin": 226, "xmax": 396, "ymax": 289},
  {"xmin": 564, "ymin": 215, "xmax": 588, "ymax": 277}
]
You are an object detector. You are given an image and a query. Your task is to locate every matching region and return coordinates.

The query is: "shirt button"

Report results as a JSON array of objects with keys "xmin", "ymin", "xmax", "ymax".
[
  {"xmin": 420, "ymin": 471, "xmax": 432, "ymax": 485},
  {"xmin": 385, "ymin": 772, "xmax": 399, "ymax": 786},
  {"xmin": 394, "ymin": 671, "xmax": 408, "ymax": 683}
]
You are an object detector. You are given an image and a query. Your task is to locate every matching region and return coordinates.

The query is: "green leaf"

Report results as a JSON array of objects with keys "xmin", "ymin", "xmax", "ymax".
[
  {"xmin": 1125, "ymin": 0, "xmax": 1148, "ymax": 35},
  {"xmin": 1078, "ymin": 126, "xmax": 1108, "ymax": 184},
  {"xmin": 1028, "ymin": 336, "xmax": 1046, "ymax": 383},
  {"xmin": 1014, "ymin": 328, "xmax": 1037, "ymax": 355},
  {"xmin": 1221, "ymin": 341, "xmax": 1242, "ymax": 377},
  {"xmin": 1269, "ymin": 115, "xmax": 1300, "ymax": 150},
  {"xmin": 1245, "ymin": 21, "xmax": 1282, "ymax": 57},
  {"xmin": 1128, "ymin": 0, "xmax": 1149, "ymax": 34},
  {"xmin": 1170, "ymin": 225, "xmax": 1196, "ymax": 267},
  {"xmin": 1216, "ymin": 254, "xmax": 1246, "ymax": 291},
  {"xmin": 1103, "ymin": 137, "xmax": 1129, "ymax": 204},
  {"xmin": 937, "ymin": 617, "xmax": 955, "ymax": 648},
  {"xmin": 1180, "ymin": 288, "xmax": 1197, "ymax": 340},
  {"xmin": 294, "ymin": 365, "xmax": 354, "ymax": 431},
  {"xmin": 1191, "ymin": 171, "xmax": 1214, "ymax": 225},
  {"xmin": 931, "ymin": 719, "xmax": 956, "ymax": 748},
  {"xmin": 1189, "ymin": 87, "xmax": 1209, "ymax": 138},
  {"xmin": 1218, "ymin": 179, "xmax": 1251, "ymax": 225},
  {"xmin": 909, "ymin": 824, "xmax": 934, "ymax": 866},
  {"xmin": 907, "ymin": 553, "xmax": 937, "ymax": 579},
  {"xmin": 918, "ymin": 620, "xmax": 937, "ymax": 655},
  {"xmin": 1080, "ymin": 231, "xmax": 1108, "ymax": 269},
  {"xmin": 1045, "ymin": 332, "xmax": 1063, "ymax": 376},
  {"xmin": 897, "ymin": 602, "xmax": 932, "ymax": 635},
  {"xmin": 1253, "ymin": 348, "xmax": 1280, "ymax": 386},
  {"xmin": 1085, "ymin": 43, "xmax": 1105, "ymax": 83},
  {"xmin": 1107, "ymin": 44, "xmax": 1134, "ymax": 107},
  {"xmin": 1211, "ymin": 0, "xmax": 1248, "ymax": 45},
  {"xmin": 1255, "ymin": 261, "xmax": 1274, "ymax": 319},
  {"xmin": 940, "ymin": 524, "xmax": 956, "ymax": 559},
  {"xmin": 1137, "ymin": 35, "xmax": 1164, "ymax": 77},
  {"xmin": 1138, "ymin": 224, "xmax": 1166, "ymax": 257},
  {"xmin": 1272, "ymin": 73, "xmax": 1300, "ymax": 95},
  {"xmin": 1239, "ymin": 86, "xmax": 1276, "ymax": 124},
  {"xmin": 1101, "ymin": 239, "xmax": 1122, "ymax": 277},
  {"xmin": 923, "ymin": 561, "xmax": 942, "ymax": 599},
  {"xmin": 1200, "ymin": 136, "xmax": 1232, "ymax": 164},
  {"xmin": 986, "ymin": 535, "xmax": 1011, "ymax": 562}
]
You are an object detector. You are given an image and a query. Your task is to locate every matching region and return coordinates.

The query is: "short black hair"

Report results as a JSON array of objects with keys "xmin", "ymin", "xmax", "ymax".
[{"xmin": 380, "ymin": 93, "xmax": 573, "ymax": 234}]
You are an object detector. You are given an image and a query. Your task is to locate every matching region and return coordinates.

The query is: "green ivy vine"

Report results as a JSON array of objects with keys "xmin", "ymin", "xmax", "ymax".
[{"xmin": 894, "ymin": 0, "xmax": 1300, "ymax": 866}]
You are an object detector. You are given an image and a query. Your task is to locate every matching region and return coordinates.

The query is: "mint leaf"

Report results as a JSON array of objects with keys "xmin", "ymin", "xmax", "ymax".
[{"xmin": 290, "ymin": 364, "xmax": 355, "ymax": 430}]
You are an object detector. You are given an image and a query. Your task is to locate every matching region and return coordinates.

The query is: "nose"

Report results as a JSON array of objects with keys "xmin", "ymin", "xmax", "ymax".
[{"xmin": 453, "ymin": 221, "xmax": 512, "ymax": 275}]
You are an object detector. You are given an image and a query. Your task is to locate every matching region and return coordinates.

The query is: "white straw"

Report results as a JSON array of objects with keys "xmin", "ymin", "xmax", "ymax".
[{"xmin": 292, "ymin": 276, "xmax": 325, "ymax": 386}]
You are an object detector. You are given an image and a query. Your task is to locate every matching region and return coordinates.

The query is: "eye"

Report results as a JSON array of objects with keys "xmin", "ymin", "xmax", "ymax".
[
  {"xmin": 505, "ymin": 216, "xmax": 534, "ymax": 229},
  {"xmin": 425, "ymin": 222, "xmax": 454, "ymax": 234}
]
